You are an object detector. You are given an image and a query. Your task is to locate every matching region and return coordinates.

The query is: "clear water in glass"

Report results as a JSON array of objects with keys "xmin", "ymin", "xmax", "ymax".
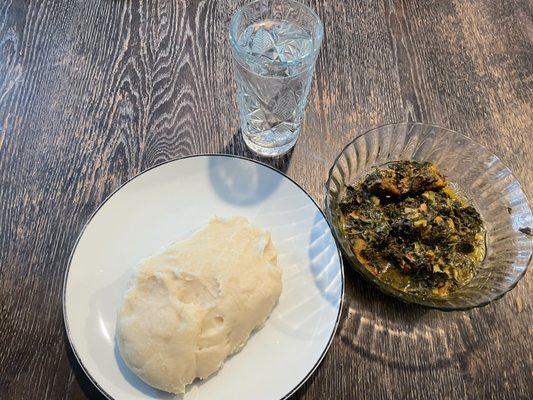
[{"xmin": 230, "ymin": 1, "xmax": 323, "ymax": 157}]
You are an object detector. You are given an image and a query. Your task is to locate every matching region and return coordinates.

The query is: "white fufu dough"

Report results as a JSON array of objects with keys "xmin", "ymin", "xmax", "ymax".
[{"xmin": 116, "ymin": 217, "xmax": 282, "ymax": 393}]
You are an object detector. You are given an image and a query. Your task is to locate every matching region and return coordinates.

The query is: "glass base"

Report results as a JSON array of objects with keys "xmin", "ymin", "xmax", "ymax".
[{"xmin": 242, "ymin": 131, "xmax": 299, "ymax": 157}]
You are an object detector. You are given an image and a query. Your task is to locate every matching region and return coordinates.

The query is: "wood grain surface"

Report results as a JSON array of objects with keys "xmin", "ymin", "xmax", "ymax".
[{"xmin": 1, "ymin": 0, "xmax": 532, "ymax": 399}]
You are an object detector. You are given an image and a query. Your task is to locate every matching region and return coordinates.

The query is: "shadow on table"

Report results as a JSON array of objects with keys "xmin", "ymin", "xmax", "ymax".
[
  {"xmin": 208, "ymin": 129, "xmax": 295, "ymax": 206},
  {"xmin": 342, "ymin": 264, "xmax": 429, "ymax": 324},
  {"xmin": 64, "ymin": 329, "xmax": 107, "ymax": 400}
]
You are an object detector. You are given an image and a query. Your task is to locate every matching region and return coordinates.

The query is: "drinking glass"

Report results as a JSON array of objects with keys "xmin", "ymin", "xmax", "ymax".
[{"xmin": 229, "ymin": 0, "xmax": 324, "ymax": 157}]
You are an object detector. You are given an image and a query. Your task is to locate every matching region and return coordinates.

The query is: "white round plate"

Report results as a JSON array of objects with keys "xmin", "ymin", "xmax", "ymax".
[{"xmin": 63, "ymin": 154, "xmax": 344, "ymax": 400}]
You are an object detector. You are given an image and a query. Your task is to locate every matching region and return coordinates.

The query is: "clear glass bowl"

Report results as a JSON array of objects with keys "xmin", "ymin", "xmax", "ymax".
[{"xmin": 325, "ymin": 123, "xmax": 532, "ymax": 310}]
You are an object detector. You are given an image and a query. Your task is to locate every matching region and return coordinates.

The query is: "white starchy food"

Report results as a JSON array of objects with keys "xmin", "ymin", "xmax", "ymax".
[{"xmin": 116, "ymin": 217, "xmax": 282, "ymax": 393}]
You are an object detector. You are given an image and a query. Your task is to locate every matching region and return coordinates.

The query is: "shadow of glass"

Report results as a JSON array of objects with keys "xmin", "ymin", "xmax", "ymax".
[{"xmin": 208, "ymin": 152, "xmax": 286, "ymax": 206}]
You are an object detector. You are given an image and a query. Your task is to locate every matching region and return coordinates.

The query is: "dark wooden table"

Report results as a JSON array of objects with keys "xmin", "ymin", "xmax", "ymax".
[{"xmin": 1, "ymin": 0, "xmax": 532, "ymax": 399}]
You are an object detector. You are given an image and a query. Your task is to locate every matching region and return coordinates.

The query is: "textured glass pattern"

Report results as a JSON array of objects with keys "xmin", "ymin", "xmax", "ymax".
[
  {"xmin": 325, "ymin": 123, "xmax": 532, "ymax": 310},
  {"xmin": 229, "ymin": 0, "xmax": 323, "ymax": 157}
]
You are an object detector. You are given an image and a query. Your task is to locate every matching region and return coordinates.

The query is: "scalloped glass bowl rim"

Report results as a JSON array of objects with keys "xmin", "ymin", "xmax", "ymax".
[{"xmin": 325, "ymin": 122, "xmax": 532, "ymax": 311}]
